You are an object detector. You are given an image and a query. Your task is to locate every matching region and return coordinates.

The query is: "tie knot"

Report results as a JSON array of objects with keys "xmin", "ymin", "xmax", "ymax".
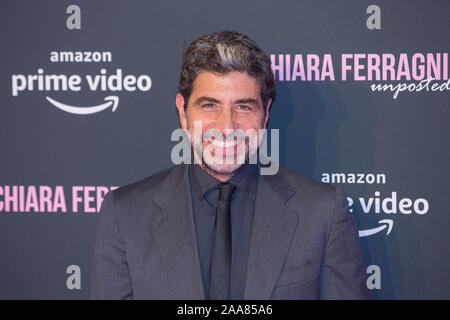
[{"xmin": 218, "ymin": 183, "xmax": 236, "ymax": 201}]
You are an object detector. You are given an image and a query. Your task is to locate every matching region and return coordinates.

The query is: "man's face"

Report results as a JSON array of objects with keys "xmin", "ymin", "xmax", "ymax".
[{"xmin": 176, "ymin": 71, "xmax": 271, "ymax": 178}]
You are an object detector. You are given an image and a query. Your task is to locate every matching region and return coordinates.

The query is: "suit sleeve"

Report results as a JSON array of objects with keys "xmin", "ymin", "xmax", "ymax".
[
  {"xmin": 319, "ymin": 187, "xmax": 371, "ymax": 299},
  {"xmin": 89, "ymin": 191, "xmax": 134, "ymax": 299}
]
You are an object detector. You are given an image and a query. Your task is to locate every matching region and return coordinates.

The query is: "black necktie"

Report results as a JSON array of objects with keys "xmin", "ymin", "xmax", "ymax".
[{"xmin": 208, "ymin": 182, "xmax": 236, "ymax": 300}]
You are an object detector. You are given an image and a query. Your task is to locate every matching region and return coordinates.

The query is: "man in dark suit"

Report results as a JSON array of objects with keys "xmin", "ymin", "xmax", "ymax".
[{"xmin": 90, "ymin": 31, "xmax": 370, "ymax": 300}]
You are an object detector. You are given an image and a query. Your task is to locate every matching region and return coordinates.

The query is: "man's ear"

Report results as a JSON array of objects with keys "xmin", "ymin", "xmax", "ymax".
[
  {"xmin": 263, "ymin": 98, "xmax": 272, "ymax": 129},
  {"xmin": 175, "ymin": 93, "xmax": 188, "ymax": 130}
]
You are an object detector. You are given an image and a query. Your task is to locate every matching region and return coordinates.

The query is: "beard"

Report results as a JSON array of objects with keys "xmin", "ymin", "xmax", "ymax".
[{"xmin": 190, "ymin": 127, "xmax": 262, "ymax": 176}]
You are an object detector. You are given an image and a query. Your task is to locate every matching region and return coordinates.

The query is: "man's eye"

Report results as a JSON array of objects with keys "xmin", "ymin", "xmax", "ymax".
[
  {"xmin": 236, "ymin": 104, "xmax": 251, "ymax": 111},
  {"xmin": 202, "ymin": 104, "xmax": 215, "ymax": 109}
]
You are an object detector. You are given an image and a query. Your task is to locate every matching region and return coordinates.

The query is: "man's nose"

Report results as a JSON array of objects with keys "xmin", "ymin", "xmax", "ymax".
[{"xmin": 216, "ymin": 107, "xmax": 235, "ymax": 136}]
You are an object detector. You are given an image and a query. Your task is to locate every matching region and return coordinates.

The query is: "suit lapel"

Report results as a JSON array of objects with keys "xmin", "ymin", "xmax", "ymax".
[
  {"xmin": 147, "ymin": 165, "xmax": 299, "ymax": 299},
  {"xmin": 150, "ymin": 165, "xmax": 205, "ymax": 299},
  {"xmin": 244, "ymin": 170, "xmax": 299, "ymax": 299}
]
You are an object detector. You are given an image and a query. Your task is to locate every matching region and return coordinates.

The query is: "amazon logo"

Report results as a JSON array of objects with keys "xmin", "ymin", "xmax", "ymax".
[{"xmin": 11, "ymin": 53, "xmax": 152, "ymax": 115}]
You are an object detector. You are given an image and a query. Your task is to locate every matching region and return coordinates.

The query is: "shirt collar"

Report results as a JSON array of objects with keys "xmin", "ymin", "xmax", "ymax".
[
  {"xmin": 189, "ymin": 163, "xmax": 259, "ymax": 205},
  {"xmin": 228, "ymin": 163, "xmax": 259, "ymax": 200}
]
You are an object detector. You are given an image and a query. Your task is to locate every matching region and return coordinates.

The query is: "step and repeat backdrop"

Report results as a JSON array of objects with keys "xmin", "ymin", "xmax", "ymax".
[{"xmin": 1, "ymin": 0, "xmax": 449, "ymax": 299}]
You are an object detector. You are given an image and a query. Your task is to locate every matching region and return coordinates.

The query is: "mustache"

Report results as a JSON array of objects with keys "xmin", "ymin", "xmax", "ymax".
[{"xmin": 201, "ymin": 129, "xmax": 247, "ymax": 142}]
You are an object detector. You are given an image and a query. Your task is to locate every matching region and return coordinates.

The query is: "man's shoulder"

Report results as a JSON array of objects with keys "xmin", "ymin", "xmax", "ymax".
[
  {"xmin": 107, "ymin": 164, "xmax": 338, "ymax": 203},
  {"xmin": 276, "ymin": 165, "xmax": 336, "ymax": 196},
  {"xmin": 110, "ymin": 164, "xmax": 184, "ymax": 203},
  {"xmin": 275, "ymin": 166, "xmax": 345, "ymax": 223}
]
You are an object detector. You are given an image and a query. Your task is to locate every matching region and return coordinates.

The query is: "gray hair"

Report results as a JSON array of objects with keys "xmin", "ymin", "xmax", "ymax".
[{"xmin": 178, "ymin": 30, "xmax": 275, "ymax": 110}]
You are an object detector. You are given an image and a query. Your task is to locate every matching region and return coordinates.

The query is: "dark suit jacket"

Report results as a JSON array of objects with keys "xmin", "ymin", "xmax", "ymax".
[{"xmin": 90, "ymin": 164, "xmax": 370, "ymax": 299}]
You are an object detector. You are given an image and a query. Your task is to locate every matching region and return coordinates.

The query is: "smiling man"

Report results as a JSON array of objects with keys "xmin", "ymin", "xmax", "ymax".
[
  {"xmin": 176, "ymin": 71, "xmax": 269, "ymax": 180},
  {"xmin": 90, "ymin": 31, "xmax": 370, "ymax": 300}
]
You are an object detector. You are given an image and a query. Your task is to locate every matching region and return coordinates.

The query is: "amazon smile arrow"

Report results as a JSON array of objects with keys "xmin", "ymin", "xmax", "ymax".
[
  {"xmin": 45, "ymin": 95, "xmax": 119, "ymax": 115},
  {"xmin": 358, "ymin": 219, "xmax": 393, "ymax": 238}
]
